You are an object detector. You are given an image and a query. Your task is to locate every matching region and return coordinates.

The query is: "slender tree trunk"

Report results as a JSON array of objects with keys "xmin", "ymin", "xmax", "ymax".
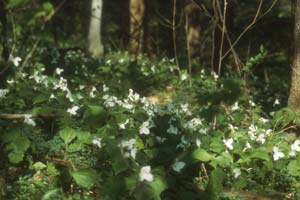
[
  {"xmin": 288, "ymin": 0, "xmax": 300, "ymax": 110},
  {"xmin": 129, "ymin": 0, "xmax": 145, "ymax": 55},
  {"xmin": 185, "ymin": 1, "xmax": 202, "ymax": 61},
  {"xmin": 0, "ymin": 0, "xmax": 9, "ymax": 63},
  {"xmin": 88, "ymin": 0, "xmax": 104, "ymax": 57}
]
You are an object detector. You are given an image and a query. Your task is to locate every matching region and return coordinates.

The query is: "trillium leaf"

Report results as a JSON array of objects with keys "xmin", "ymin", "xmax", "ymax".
[
  {"xmin": 82, "ymin": 105, "xmax": 107, "ymax": 128},
  {"xmin": 59, "ymin": 128, "xmax": 77, "ymax": 145},
  {"xmin": 71, "ymin": 169, "xmax": 97, "ymax": 188},
  {"xmin": 287, "ymin": 160, "xmax": 300, "ymax": 177},
  {"xmin": 193, "ymin": 149, "xmax": 214, "ymax": 162},
  {"xmin": 8, "ymin": 152, "xmax": 24, "ymax": 164},
  {"xmin": 149, "ymin": 177, "xmax": 168, "ymax": 200},
  {"xmin": 33, "ymin": 162, "xmax": 47, "ymax": 170}
]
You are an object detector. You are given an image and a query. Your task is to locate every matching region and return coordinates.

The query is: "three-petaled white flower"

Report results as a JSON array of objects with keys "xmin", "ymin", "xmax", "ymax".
[
  {"xmin": 10, "ymin": 56, "xmax": 22, "ymax": 67},
  {"xmin": 119, "ymin": 119, "xmax": 130, "ymax": 130},
  {"xmin": 231, "ymin": 102, "xmax": 239, "ymax": 111},
  {"xmin": 273, "ymin": 146, "xmax": 284, "ymax": 161},
  {"xmin": 67, "ymin": 106, "xmax": 79, "ymax": 116},
  {"xmin": 289, "ymin": 140, "xmax": 300, "ymax": 156},
  {"xmin": 56, "ymin": 68, "xmax": 64, "ymax": 75},
  {"xmin": 223, "ymin": 138, "xmax": 234, "ymax": 150},
  {"xmin": 139, "ymin": 166, "xmax": 154, "ymax": 182},
  {"xmin": 0, "ymin": 89, "xmax": 9, "ymax": 98},
  {"xmin": 233, "ymin": 168, "xmax": 241, "ymax": 178},
  {"xmin": 24, "ymin": 114, "xmax": 36, "ymax": 126},
  {"xmin": 139, "ymin": 121, "xmax": 150, "ymax": 135},
  {"xmin": 92, "ymin": 138, "xmax": 102, "ymax": 148}
]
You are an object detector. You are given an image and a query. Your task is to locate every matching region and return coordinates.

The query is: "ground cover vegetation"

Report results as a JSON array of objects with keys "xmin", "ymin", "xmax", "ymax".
[{"xmin": 1, "ymin": 0, "xmax": 300, "ymax": 199}]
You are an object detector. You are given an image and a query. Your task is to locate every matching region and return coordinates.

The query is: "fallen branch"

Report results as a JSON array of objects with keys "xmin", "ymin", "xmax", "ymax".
[{"xmin": 0, "ymin": 113, "xmax": 64, "ymax": 119}]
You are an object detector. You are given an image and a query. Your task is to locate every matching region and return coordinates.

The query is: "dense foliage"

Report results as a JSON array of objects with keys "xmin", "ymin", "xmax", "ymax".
[{"xmin": 1, "ymin": 0, "xmax": 300, "ymax": 200}]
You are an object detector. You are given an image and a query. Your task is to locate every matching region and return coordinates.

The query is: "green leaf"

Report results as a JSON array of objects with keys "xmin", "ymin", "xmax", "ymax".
[
  {"xmin": 193, "ymin": 149, "xmax": 214, "ymax": 162},
  {"xmin": 8, "ymin": 152, "xmax": 24, "ymax": 164},
  {"xmin": 149, "ymin": 177, "xmax": 168, "ymax": 200},
  {"xmin": 205, "ymin": 168, "xmax": 225, "ymax": 200},
  {"xmin": 287, "ymin": 160, "xmax": 300, "ymax": 177},
  {"xmin": 71, "ymin": 169, "xmax": 97, "ymax": 188},
  {"xmin": 249, "ymin": 148, "xmax": 270, "ymax": 161},
  {"xmin": 67, "ymin": 142, "xmax": 82, "ymax": 153},
  {"xmin": 82, "ymin": 105, "xmax": 107, "ymax": 128},
  {"xmin": 59, "ymin": 128, "xmax": 77, "ymax": 145},
  {"xmin": 6, "ymin": 0, "xmax": 29, "ymax": 9},
  {"xmin": 33, "ymin": 162, "xmax": 47, "ymax": 170},
  {"xmin": 41, "ymin": 189, "xmax": 60, "ymax": 200}
]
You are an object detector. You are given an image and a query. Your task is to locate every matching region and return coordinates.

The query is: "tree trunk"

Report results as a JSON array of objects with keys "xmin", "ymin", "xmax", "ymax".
[
  {"xmin": 0, "ymin": 0, "xmax": 9, "ymax": 63},
  {"xmin": 88, "ymin": 0, "xmax": 104, "ymax": 57},
  {"xmin": 129, "ymin": 0, "xmax": 145, "ymax": 55},
  {"xmin": 185, "ymin": 1, "xmax": 202, "ymax": 61},
  {"xmin": 288, "ymin": 0, "xmax": 300, "ymax": 110}
]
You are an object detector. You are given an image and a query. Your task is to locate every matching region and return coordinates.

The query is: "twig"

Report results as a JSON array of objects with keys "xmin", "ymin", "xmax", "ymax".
[
  {"xmin": 221, "ymin": 0, "xmax": 264, "ymax": 60},
  {"xmin": 46, "ymin": 157, "xmax": 88, "ymax": 168},
  {"xmin": 217, "ymin": 0, "xmax": 228, "ymax": 75}
]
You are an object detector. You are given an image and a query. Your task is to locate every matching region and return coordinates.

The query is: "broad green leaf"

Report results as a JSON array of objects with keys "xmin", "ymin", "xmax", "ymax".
[
  {"xmin": 249, "ymin": 148, "xmax": 270, "ymax": 161},
  {"xmin": 149, "ymin": 177, "xmax": 168, "ymax": 200},
  {"xmin": 82, "ymin": 105, "xmax": 107, "ymax": 128},
  {"xmin": 33, "ymin": 162, "xmax": 47, "ymax": 170},
  {"xmin": 71, "ymin": 169, "xmax": 97, "ymax": 188},
  {"xmin": 193, "ymin": 149, "xmax": 214, "ymax": 162},
  {"xmin": 8, "ymin": 152, "xmax": 24, "ymax": 164},
  {"xmin": 67, "ymin": 142, "xmax": 82, "ymax": 153},
  {"xmin": 287, "ymin": 160, "xmax": 300, "ymax": 177},
  {"xmin": 6, "ymin": 0, "xmax": 29, "ymax": 9},
  {"xmin": 41, "ymin": 189, "xmax": 60, "ymax": 200},
  {"xmin": 59, "ymin": 128, "xmax": 77, "ymax": 145}
]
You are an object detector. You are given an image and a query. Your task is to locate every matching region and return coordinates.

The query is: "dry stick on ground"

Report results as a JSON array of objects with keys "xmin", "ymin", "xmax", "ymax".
[{"xmin": 0, "ymin": 114, "xmax": 63, "ymax": 119}]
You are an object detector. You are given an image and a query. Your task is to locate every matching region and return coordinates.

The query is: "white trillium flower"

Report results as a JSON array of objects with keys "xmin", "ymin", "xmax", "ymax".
[
  {"xmin": 24, "ymin": 114, "xmax": 36, "ymax": 126},
  {"xmin": 119, "ymin": 119, "xmax": 130, "ymax": 129},
  {"xmin": 231, "ymin": 102, "xmax": 239, "ymax": 111},
  {"xmin": 273, "ymin": 98, "xmax": 280, "ymax": 106},
  {"xmin": 289, "ymin": 140, "xmax": 300, "ymax": 156},
  {"xmin": 67, "ymin": 106, "xmax": 79, "ymax": 116},
  {"xmin": 172, "ymin": 161, "xmax": 186, "ymax": 172},
  {"xmin": 256, "ymin": 134, "xmax": 266, "ymax": 144},
  {"xmin": 10, "ymin": 56, "xmax": 22, "ymax": 67},
  {"xmin": 181, "ymin": 73, "xmax": 188, "ymax": 81},
  {"xmin": 139, "ymin": 166, "xmax": 154, "ymax": 182},
  {"xmin": 55, "ymin": 68, "xmax": 64, "ymax": 75},
  {"xmin": 92, "ymin": 138, "xmax": 102, "ymax": 148},
  {"xmin": 259, "ymin": 117, "xmax": 269, "ymax": 123},
  {"xmin": 273, "ymin": 146, "xmax": 284, "ymax": 161},
  {"xmin": 0, "ymin": 89, "xmax": 9, "ymax": 98},
  {"xmin": 139, "ymin": 121, "xmax": 150, "ymax": 135},
  {"xmin": 50, "ymin": 94, "xmax": 56, "ymax": 99},
  {"xmin": 211, "ymin": 71, "xmax": 219, "ymax": 79},
  {"xmin": 242, "ymin": 142, "xmax": 252, "ymax": 152},
  {"xmin": 223, "ymin": 138, "xmax": 234, "ymax": 150},
  {"xmin": 103, "ymin": 84, "xmax": 109, "ymax": 92},
  {"xmin": 89, "ymin": 87, "xmax": 97, "ymax": 98},
  {"xmin": 233, "ymin": 168, "xmax": 241, "ymax": 178}
]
